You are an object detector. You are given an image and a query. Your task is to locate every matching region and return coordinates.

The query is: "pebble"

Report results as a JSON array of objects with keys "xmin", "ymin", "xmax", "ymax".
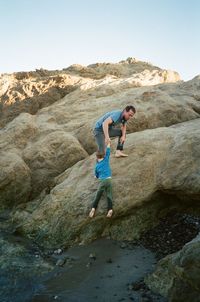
[
  {"xmin": 106, "ymin": 258, "xmax": 113, "ymax": 263},
  {"xmin": 54, "ymin": 248, "xmax": 62, "ymax": 255},
  {"xmin": 89, "ymin": 253, "xmax": 96, "ymax": 260},
  {"xmin": 86, "ymin": 262, "xmax": 92, "ymax": 267},
  {"xmin": 120, "ymin": 243, "xmax": 127, "ymax": 249},
  {"xmin": 56, "ymin": 258, "xmax": 66, "ymax": 267}
]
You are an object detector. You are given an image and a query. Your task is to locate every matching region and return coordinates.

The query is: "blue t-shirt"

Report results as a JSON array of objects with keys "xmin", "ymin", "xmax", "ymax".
[
  {"xmin": 94, "ymin": 110, "xmax": 126, "ymax": 130},
  {"xmin": 94, "ymin": 147, "xmax": 111, "ymax": 179}
]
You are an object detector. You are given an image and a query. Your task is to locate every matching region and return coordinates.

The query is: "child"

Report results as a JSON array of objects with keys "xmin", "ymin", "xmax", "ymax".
[{"xmin": 89, "ymin": 142, "xmax": 113, "ymax": 218}]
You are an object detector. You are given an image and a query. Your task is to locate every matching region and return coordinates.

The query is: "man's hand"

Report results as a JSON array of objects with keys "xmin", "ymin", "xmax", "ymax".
[
  {"xmin": 120, "ymin": 135, "xmax": 126, "ymax": 144},
  {"xmin": 105, "ymin": 136, "xmax": 111, "ymax": 145}
]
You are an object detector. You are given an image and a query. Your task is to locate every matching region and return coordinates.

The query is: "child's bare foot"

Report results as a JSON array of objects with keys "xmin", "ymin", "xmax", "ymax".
[
  {"xmin": 89, "ymin": 208, "xmax": 95, "ymax": 218},
  {"xmin": 106, "ymin": 209, "xmax": 113, "ymax": 218},
  {"xmin": 115, "ymin": 150, "xmax": 128, "ymax": 158}
]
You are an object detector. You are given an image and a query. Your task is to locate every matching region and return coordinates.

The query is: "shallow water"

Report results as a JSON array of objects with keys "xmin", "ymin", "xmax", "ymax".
[
  {"xmin": 1, "ymin": 210, "xmax": 199, "ymax": 301},
  {"xmin": 31, "ymin": 238, "xmax": 161, "ymax": 302}
]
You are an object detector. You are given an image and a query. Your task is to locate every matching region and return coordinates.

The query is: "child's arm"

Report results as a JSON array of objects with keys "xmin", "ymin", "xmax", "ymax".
[
  {"xmin": 105, "ymin": 143, "xmax": 111, "ymax": 158},
  {"xmin": 94, "ymin": 166, "xmax": 99, "ymax": 178}
]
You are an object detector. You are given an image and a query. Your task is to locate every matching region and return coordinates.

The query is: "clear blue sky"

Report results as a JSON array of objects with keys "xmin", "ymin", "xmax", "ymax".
[{"xmin": 0, "ymin": 0, "xmax": 199, "ymax": 80}]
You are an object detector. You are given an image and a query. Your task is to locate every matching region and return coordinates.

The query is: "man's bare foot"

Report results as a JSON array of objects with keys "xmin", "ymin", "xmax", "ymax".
[
  {"xmin": 115, "ymin": 150, "xmax": 128, "ymax": 158},
  {"xmin": 106, "ymin": 209, "xmax": 113, "ymax": 218},
  {"xmin": 89, "ymin": 208, "xmax": 95, "ymax": 218}
]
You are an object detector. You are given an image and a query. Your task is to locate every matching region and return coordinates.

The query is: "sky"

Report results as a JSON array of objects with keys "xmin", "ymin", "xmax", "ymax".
[{"xmin": 0, "ymin": 0, "xmax": 199, "ymax": 80}]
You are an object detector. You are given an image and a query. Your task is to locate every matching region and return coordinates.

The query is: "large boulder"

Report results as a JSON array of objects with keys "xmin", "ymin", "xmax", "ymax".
[
  {"xmin": 0, "ymin": 112, "xmax": 39, "ymax": 150},
  {"xmin": 145, "ymin": 233, "xmax": 200, "ymax": 301},
  {"xmin": 1, "ymin": 62, "xmax": 200, "ymax": 209},
  {"xmin": 12, "ymin": 119, "xmax": 200, "ymax": 248},
  {"xmin": 22, "ymin": 130, "xmax": 88, "ymax": 198},
  {"xmin": 35, "ymin": 74, "xmax": 200, "ymax": 151},
  {"xmin": 0, "ymin": 113, "xmax": 88, "ymax": 205},
  {"xmin": 0, "ymin": 234, "xmax": 53, "ymax": 301},
  {"xmin": 0, "ymin": 150, "xmax": 31, "ymax": 209}
]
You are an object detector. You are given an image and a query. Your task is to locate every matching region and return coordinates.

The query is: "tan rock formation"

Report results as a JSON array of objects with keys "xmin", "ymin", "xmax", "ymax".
[
  {"xmin": 0, "ymin": 58, "xmax": 200, "ymax": 301},
  {"xmin": 0, "ymin": 58, "xmax": 180, "ymax": 127},
  {"xmin": 12, "ymin": 119, "xmax": 200, "ymax": 248},
  {"xmin": 0, "ymin": 72, "xmax": 85, "ymax": 127},
  {"xmin": 0, "ymin": 150, "xmax": 31, "ymax": 208},
  {"xmin": 0, "ymin": 61, "xmax": 199, "ymax": 207},
  {"xmin": 22, "ymin": 130, "xmax": 88, "ymax": 198},
  {"xmin": 65, "ymin": 58, "xmax": 180, "ymax": 81}
]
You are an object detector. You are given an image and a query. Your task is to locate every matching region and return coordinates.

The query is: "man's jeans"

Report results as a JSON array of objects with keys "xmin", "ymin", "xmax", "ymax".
[{"xmin": 93, "ymin": 128, "xmax": 124, "ymax": 153}]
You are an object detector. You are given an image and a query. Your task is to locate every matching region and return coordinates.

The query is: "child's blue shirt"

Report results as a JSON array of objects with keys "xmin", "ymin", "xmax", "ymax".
[{"xmin": 94, "ymin": 147, "xmax": 111, "ymax": 179}]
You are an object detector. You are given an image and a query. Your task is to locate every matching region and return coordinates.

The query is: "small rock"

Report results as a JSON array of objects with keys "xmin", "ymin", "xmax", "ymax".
[
  {"xmin": 54, "ymin": 248, "xmax": 62, "ymax": 255},
  {"xmin": 120, "ymin": 242, "xmax": 127, "ymax": 249},
  {"xmin": 131, "ymin": 282, "xmax": 143, "ymax": 291},
  {"xmin": 86, "ymin": 262, "xmax": 92, "ymax": 267},
  {"xmin": 128, "ymin": 284, "xmax": 134, "ymax": 290},
  {"xmin": 89, "ymin": 253, "xmax": 96, "ymax": 260},
  {"xmin": 106, "ymin": 258, "xmax": 113, "ymax": 263},
  {"xmin": 56, "ymin": 258, "xmax": 66, "ymax": 267}
]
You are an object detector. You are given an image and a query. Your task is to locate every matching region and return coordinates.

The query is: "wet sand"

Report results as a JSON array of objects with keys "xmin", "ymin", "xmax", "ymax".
[
  {"xmin": 31, "ymin": 238, "xmax": 165, "ymax": 302},
  {"xmin": 30, "ymin": 210, "xmax": 200, "ymax": 302},
  {"xmin": 1, "ymin": 210, "xmax": 200, "ymax": 302}
]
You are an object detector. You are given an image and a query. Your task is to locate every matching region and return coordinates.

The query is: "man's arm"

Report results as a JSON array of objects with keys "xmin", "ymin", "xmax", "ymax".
[
  {"xmin": 102, "ymin": 117, "xmax": 113, "ymax": 144},
  {"xmin": 120, "ymin": 123, "xmax": 126, "ymax": 143}
]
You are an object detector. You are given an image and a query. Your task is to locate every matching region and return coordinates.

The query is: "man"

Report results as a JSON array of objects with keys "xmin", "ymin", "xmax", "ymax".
[{"xmin": 93, "ymin": 105, "xmax": 136, "ymax": 158}]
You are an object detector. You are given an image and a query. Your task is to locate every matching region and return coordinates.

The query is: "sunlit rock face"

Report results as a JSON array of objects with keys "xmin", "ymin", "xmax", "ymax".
[
  {"xmin": 0, "ymin": 57, "xmax": 180, "ymax": 127},
  {"xmin": 11, "ymin": 118, "xmax": 200, "ymax": 248},
  {"xmin": 0, "ymin": 58, "xmax": 200, "ymax": 246}
]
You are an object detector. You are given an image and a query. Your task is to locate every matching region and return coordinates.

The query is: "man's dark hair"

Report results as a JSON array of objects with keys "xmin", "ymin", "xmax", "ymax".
[{"xmin": 124, "ymin": 105, "xmax": 136, "ymax": 113}]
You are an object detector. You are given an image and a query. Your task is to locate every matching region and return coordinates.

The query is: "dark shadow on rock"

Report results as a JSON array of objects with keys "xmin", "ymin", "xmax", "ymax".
[{"xmin": 0, "ymin": 84, "xmax": 77, "ymax": 128}]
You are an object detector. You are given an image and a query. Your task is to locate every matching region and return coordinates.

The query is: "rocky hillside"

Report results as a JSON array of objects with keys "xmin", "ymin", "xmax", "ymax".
[
  {"xmin": 0, "ymin": 57, "xmax": 200, "ymax": 301},
  {"xmin": 0, "ymin": 58, "xmax": 180, "ymax": 128}
]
